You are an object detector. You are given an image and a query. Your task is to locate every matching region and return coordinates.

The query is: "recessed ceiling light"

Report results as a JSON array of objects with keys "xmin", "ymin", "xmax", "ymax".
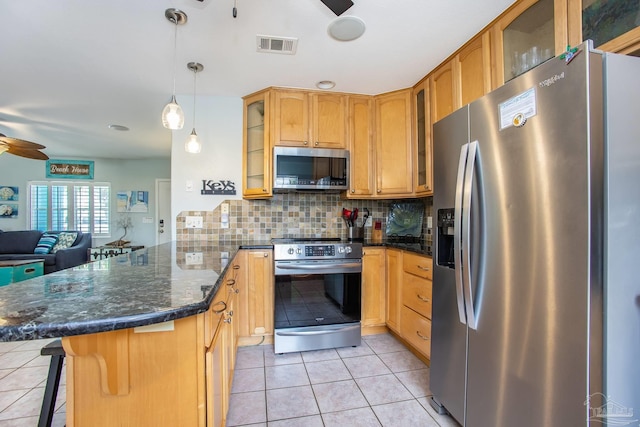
[
  {"xmin": 316, "ymin": 80, "xmax": 336, "ymax": 90},
  {"xmin": 328, "ymin": 16, "xmax": 366, "ymax": 41},
  {"xmin": 108, "ymin": 124, "xmax": 129, "ymax": 131}
]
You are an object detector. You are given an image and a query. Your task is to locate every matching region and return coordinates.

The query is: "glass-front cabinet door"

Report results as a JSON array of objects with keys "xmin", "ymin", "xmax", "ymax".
[
  {"xmin": 492, "ymin": 0, "xmax": 564, "ymax": 86},
  {"xmin": 243, "ymin": 90, "xmax": 272, "ymax": 198},
  {"xmin": 569, "ymin": 0, "xmax": 640, "ymax": 54},
  {"xmin": 413, "ymin": 78, "xmax": 432, "ymax": 196}
]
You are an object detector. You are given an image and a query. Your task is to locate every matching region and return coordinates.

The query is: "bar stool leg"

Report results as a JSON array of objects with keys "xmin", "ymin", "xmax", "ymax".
[{"xmin": 38, "ymin": 352, "xmax": 64, "ymax": 427}]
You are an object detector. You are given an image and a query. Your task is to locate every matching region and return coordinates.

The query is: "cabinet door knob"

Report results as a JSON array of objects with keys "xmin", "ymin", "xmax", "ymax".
[
  {"xmin": 304, "ymin": 141, "xmax": 308, "ymax": 145},
  {"xmin": 350, "ymin": 189, "xmax": 355, "ymax": 193},
  {"xmin": 262, "ymin": 188, "xmax": 267, "ymax": 192},
  {"xmin": 264, "ymin": 253, "xmax": 269, "ymax": 257},
  {"xmin": 377, "ymin": 189, "xmax": 381, "ymax": 193},
  {"xmin": 314, "ymin": 141, "xmax": 319, "ymax": 146}
]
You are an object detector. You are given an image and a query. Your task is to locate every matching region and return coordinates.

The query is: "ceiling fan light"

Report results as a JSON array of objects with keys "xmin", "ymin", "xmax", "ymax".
[
  {"xmin": 162, "ymin": 95, "xmax": 185, "ymax": 130},
  {"xmin": 185, "ymin": 129, "xmax": 202, "ymax": 154}
]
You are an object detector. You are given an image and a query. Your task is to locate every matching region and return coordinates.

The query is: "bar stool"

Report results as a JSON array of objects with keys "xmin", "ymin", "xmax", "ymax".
[{"xmin": 39, "ymin": 339, "xmax": 65, "ymax": 427}]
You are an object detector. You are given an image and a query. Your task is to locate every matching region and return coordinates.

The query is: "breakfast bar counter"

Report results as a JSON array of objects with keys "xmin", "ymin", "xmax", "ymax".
[{"xmin": 0, "ymin": 240, "xmax": 271, "ymax": 427}]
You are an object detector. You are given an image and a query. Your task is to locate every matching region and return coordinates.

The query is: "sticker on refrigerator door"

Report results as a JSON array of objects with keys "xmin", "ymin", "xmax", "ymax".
[{"xmin": 498, "ymin": 87, "xmax": 537, "ymax": 130}]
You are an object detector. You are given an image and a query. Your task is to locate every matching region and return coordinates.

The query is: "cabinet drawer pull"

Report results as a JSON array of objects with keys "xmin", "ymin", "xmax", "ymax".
[
  {"xmin": 228, "ymin": 310, "xmax": 234, "ymax": 317},
  {"xmin": 416, "ymin": 331, "xmax": 430, "ymax": 341},
  {"xmin": 213, "ymin": 301, "xmax": 227, "ymax": 314},
  {"xmin": 417, "ymin": 294, "xmax": 430, "ymax": 303},
  {"xmin": 226, "ymin": 279, "xmax": 236, "ymax": 286},
  {"xmin": 417, "ymin": 265, "xmax": 430, "ymax": 271},
  {"xmin": 25, "ymin": 268, "xmax": 36, "ymax": 273},
  {"xmin": 233, "ymin": 264, "xmax": 240, "ymax": 270},
  {"xmin": 263, "ymin": 188, "xmax": 267, "ymax": 192}
]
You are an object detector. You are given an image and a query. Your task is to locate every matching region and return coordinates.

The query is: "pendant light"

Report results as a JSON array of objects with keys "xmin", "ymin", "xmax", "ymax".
[
  {"xmin": 185, "ymin": 62, "xmax": 204, "ymax": 154},
  {"xmin": 161, "ymin": 8, "xmax": 187, "ymax": 130}
]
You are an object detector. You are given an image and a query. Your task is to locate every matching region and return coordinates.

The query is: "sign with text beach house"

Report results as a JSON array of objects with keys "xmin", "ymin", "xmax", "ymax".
[{"xmin": 46, "ymin": 160, "xmax": 94, "ymax": 180}]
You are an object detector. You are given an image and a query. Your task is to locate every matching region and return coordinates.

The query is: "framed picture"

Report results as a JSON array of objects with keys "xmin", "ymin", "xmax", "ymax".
[
  {"xmin": 0, "ymin": 186, "xmax": 18, "ymax": 201},
  {"xmin": 0, "ymin": 203, "xmax": 18, "ymax": 218},
  {"xmin": 117, "ymin": 191, "xmax": 149, "ymax": 213}
]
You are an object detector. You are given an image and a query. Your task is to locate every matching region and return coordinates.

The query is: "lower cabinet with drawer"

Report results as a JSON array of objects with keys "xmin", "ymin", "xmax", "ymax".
[
  {"xmin": 401, "ymin": 305, "xmax": 432, "ymax": 359},
  {"xmin": 399, "ymin": 252, "xmax": 433, "ymax": 361}
]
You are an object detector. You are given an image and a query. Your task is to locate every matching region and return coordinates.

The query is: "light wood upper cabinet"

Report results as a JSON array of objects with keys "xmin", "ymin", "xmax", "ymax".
[
  {"xmin": 567, "ymin": 0, "xmax": 640, "ymax": 55},
  {"xmin": 273, "ymin": 90, "xmax": 309, "ymax": 146},
  {"xmin": 374, "ymin": 89, "xmax": 414, "ymax": 197},
  {"xmin": 457, "ymin": 33, "xmax": 492, "ymax": 106},
  {"xmin": 243, "ymin": 90, "xmax": 272, "ymax": 199},
  {"xmin": 491, "ymin": 0, "xmax": 565, "ymax": 88},
  {"xmin": 311, "ymin": 93, "xmax": 347, "ymax": 148},
  {"xmin": 412, "ymin": 78, "xmax": 432, "ymax": 197},
  {"xmin": 386, "ymin": 249, "xmax": 402, "ymax": 333},
  {"xmin": 430, "ymin": 60, "xmax": 456, "ymax": 123},
  {"xmin": 347, "ymin": 95, "xmax": 375, "ymax": 197},
  {"xmin": 362, "ymin": 247, "xmax": 386, "ymax": 328},
  {"xmin": 273, "ymin": 89, "xmax": 346, "ymax": 149}
]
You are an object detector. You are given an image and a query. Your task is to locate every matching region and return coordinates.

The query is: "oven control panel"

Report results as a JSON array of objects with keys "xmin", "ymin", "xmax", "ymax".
[{"xmin": 274, "ymin": 242, "xmax": 362, "ymax": 261}]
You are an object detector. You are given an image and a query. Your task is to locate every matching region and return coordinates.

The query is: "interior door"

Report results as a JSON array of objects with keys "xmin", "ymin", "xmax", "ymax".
[{"xmin": 156, "ymin": 179, "xmax": 171, "ymax": 245}]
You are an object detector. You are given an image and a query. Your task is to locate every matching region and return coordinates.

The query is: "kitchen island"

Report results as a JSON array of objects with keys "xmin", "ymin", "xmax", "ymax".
[{"xmin": 0, "ymin": 240, "xmax": 270, "ymax": 427}]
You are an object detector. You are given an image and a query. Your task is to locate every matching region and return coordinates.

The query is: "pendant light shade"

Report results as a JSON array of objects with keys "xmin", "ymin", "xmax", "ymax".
[
  {"xmin": 185, "ymin": 62, "xmax": 204, "ymax": 154},
  {"xmin": 185, "ymin": 129, "xmax": 201, "ymax": 154},
  {"xmin": 162, "ymin": 9, "xmax": 187, "ymax": 130},
  {"xmin": 162, "ymin": 95, "xmax": 184, "ymax": 130}
]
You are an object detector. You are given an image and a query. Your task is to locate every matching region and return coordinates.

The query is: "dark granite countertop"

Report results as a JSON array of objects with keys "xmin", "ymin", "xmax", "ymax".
[
  {"xmin": 0, "ymin": 240, "xmax": 271, "ymax": 342},
  {"xmin": 364, "ymin": 239, "xmax": 433, "ymax": 257}
]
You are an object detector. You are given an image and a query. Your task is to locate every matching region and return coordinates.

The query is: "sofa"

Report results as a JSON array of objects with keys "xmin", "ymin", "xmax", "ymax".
[{"xmin": 0, "ymin": 230, "xmax": 92, "ymax": 274}]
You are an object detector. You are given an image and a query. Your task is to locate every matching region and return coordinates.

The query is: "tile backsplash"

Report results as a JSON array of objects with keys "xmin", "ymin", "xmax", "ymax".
[{"xmin": 176, "ymin": 193, "xmax": 432, "ymax": 242}]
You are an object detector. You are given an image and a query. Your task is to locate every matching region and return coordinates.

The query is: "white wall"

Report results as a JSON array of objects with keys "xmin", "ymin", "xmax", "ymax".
[
  {"xmin": 0, "ymin": 155, "xmax": 169, "ymax": 247},
  {"xmin": 170, "ymin": 95, "xmax": 243, "ymax": 239}
]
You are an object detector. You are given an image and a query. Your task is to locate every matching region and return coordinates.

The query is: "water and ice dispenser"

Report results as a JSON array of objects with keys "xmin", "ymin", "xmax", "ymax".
[{"xmin": 437, "ymin": 208, "xmax": 455, "ymax": 268}]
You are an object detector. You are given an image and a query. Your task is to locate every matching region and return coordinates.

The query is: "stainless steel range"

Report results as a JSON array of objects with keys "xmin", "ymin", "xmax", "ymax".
[{"xmin": 272, "ymin": 238, "xmax": 362, "ymax": 354}]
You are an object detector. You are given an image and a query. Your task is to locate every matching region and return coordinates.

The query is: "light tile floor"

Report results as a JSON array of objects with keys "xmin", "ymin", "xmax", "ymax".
[
  {"xmin": 0, "ymin": 338, "xmax": 66, "ymax": 427},
  {"xmin": 226, "ymin": 333, "xmax": 461, "ymax": 427},
  {"xmin": 0, "ymin": 333, "xmax": 460, "ymax": 427}
]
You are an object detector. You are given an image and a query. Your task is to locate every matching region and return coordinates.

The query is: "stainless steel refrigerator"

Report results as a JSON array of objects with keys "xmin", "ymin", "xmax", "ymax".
[{"xmin": 431, "ymin": 41, "xmax": 640, "ymax": 427}]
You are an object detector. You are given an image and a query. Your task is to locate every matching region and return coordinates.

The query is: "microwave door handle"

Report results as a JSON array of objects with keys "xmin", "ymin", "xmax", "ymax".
[
  {"xmin": 454, "ymin": 143, "xmax": 469, "ymax": 325},
  {"xmin": 462, "ymin": 140, "xmax": 479, "ymax": 330}
]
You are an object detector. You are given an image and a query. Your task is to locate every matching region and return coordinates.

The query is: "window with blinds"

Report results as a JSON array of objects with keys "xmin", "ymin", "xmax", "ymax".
[{"xmin": 28, "ymin": 181, "xmax": 111, "ymax": 237}]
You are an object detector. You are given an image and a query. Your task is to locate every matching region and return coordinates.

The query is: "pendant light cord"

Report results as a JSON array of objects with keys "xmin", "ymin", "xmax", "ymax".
[
  {"xmin": 192, "ymin": 67, "xmax": 197, "ymax": 129},
  {"xmin": 172, "ymin": 19, "xmax": 178, "ymax": 96}
]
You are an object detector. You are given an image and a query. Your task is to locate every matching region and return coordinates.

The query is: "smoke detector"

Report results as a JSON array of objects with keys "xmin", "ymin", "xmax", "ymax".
[{"xmin": 257, "ymin": 35, "xmax": 298, "ymax": 55}]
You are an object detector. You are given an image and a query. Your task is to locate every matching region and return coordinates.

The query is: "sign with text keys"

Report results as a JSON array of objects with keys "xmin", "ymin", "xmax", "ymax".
[{"xmin": 201, "ymin": 180, "xmax": 236, "ymax": 195}]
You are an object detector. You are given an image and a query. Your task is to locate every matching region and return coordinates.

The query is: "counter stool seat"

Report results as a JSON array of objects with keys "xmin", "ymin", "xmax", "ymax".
[{"xmin": 39, "ymin": 339, "xmax": 65, "ymax": 427}]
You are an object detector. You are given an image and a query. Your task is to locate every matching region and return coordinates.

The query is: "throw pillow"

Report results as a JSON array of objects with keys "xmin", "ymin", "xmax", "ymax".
[
  {"xmin": 34, "ymin": 233, "xmax": 59, "ymax": 254},
  {"xmin": 51, "ymin": 232, "xmax": 78, "ymax": 253}
]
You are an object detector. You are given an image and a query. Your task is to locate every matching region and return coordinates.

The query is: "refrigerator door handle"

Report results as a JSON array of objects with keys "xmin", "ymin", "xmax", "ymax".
[
  {"xmin": 462, "ymin": 140, "xmax": 479, "ymax": 330},
  {"xmin": 454, "ymin": 143, "xmax": 469, "ymax": 324}
]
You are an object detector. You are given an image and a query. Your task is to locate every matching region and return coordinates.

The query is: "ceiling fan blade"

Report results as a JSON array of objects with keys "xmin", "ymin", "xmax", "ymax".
[
  {"xmin": 5, "ymin": 146, "xmax": 49, "ymax": 160},
  {"xmin": 0, "ymin": 134, "xmax": 47, "ymax": 150}
]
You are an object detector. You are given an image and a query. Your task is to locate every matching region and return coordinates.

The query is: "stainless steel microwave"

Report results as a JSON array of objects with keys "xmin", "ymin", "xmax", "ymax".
[{"xmin": 273, "ymin": 146, "xmax": 349, "ymax": 191}]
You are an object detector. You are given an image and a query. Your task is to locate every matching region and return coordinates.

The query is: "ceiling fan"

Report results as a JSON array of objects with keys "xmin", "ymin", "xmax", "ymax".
[{"xmin": 0, "ymin": 133, "xmax": 49, "ymax": 160}]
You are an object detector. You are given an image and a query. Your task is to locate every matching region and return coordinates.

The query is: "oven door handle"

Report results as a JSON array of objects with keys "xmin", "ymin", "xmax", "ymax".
[{"xmin": 274, "ymin": 262, "xmax": 362, "ymax": 275}]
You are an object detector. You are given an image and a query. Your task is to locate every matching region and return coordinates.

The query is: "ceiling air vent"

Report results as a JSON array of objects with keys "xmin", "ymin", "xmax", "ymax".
[{"xmin": 257, "ymin": 35, "xmax": 298, "ymax": 55}]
